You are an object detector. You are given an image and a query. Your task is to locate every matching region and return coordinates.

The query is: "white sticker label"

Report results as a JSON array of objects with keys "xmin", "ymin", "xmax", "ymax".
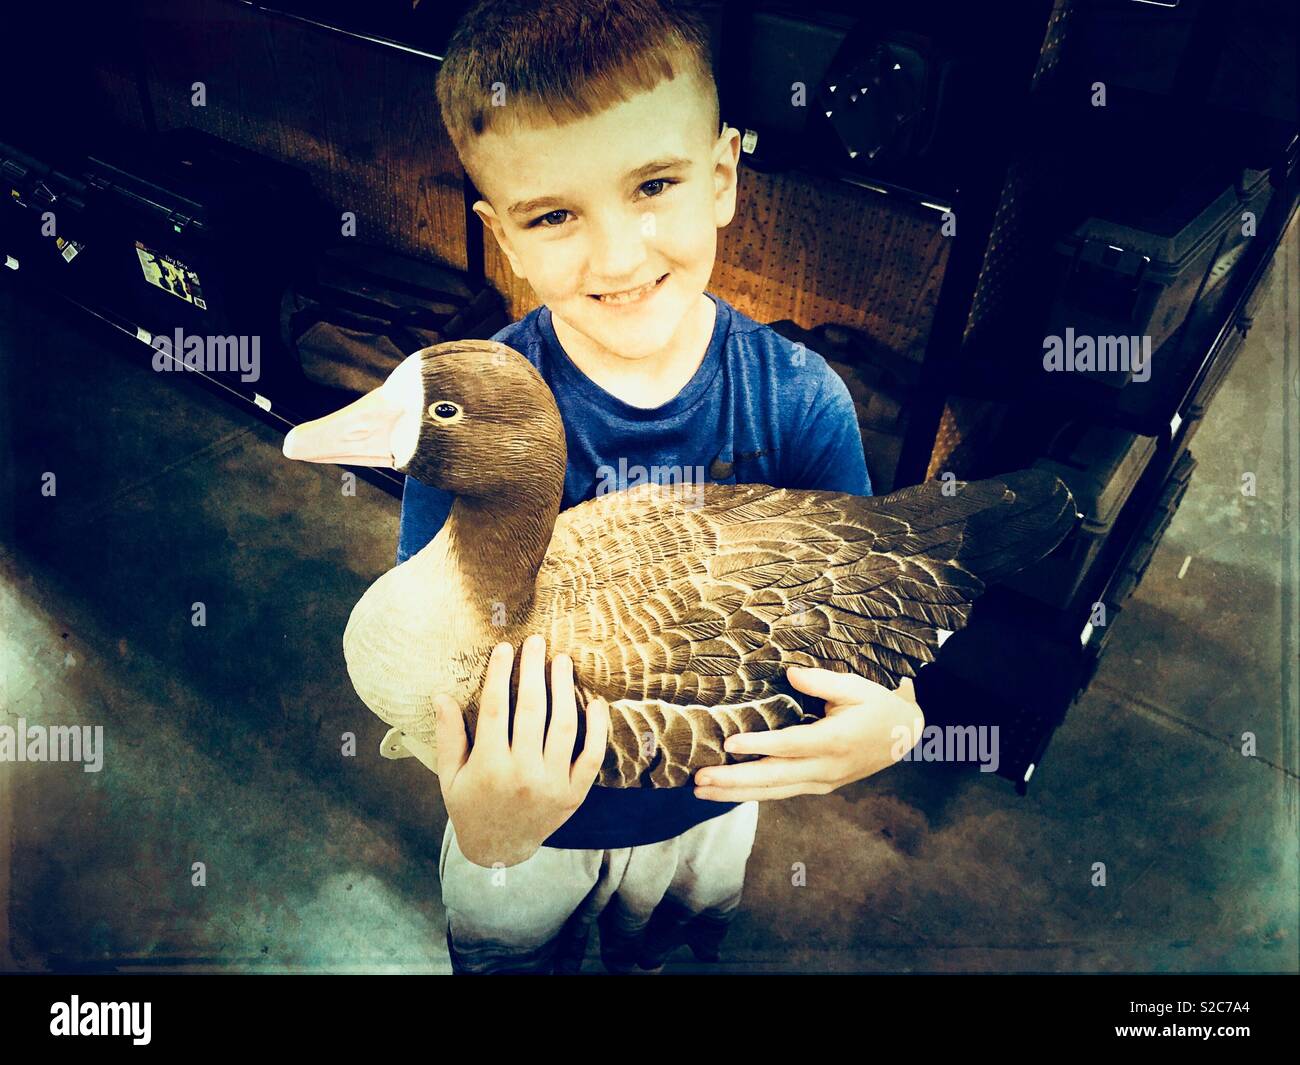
[
  {"xmin": 135, "ymin": 327, "xmax": 152, "ymax": 344},
  {"xmin": 253, "ymin": 393, "xmax": 271, "ymax": 412}
]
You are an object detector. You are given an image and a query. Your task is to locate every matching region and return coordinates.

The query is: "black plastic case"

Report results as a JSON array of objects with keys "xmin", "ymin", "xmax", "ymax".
[
  {"xmin": 1045, "ymin": 165, "xmax": 1272, "ymax": 391},
  {"xmin": 1004, "ymin": 421, "xmax": 1158, "ymax": 610}
]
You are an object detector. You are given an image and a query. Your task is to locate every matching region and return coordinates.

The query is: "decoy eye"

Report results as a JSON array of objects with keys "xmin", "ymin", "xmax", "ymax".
[{"xmin": 429, "ymin": 401, "xmax": 462, "ymax": 421}]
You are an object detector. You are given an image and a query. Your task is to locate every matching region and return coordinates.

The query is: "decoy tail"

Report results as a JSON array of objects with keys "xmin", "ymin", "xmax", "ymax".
[
  {"xmin": 855, "ymin": 468, "xmax": 1078, "ymax": 587},
  {"xmin": 954, "ymin": 468, "xmax": 1079, "ymax": 584}
]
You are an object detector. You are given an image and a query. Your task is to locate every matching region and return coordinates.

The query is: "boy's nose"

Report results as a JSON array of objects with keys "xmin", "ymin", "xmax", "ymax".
[{"xmin": 586, "ymin": 215, "xmax": 651, "ymax": 284}]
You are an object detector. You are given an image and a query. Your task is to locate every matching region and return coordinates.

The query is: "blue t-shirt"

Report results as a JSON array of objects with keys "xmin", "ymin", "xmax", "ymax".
[{"xmin": 398, "ymin": 292, "xmax": 871, "ymax": 849}]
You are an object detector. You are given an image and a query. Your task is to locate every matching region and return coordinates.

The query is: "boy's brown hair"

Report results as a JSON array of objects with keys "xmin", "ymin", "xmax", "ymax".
[{"xmin": 435, "ymin": 0, "xmax": 720, "ymax": 196}]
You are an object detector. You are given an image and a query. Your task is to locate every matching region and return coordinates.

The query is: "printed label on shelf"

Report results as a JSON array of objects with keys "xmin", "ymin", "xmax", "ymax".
[
  {"xmin": 55, "ymin": 236, "xmax": 85, "ymax": 263},
  {"xmin": 134, "ymin": 241, "xmax": 206, "ymax": 309}
]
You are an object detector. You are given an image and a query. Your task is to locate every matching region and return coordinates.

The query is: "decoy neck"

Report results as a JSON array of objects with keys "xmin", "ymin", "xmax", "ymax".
[{"xmin": 283, "ymin": 341, "xmax": 568, "ymax": 605}]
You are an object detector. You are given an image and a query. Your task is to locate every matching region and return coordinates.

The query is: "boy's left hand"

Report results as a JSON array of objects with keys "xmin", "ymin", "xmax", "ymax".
[{"xmin": 692, "ymin": 665, "xmax": 924, "ymax": 802}]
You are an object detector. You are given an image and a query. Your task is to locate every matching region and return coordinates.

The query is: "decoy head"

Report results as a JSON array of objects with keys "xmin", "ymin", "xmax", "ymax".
[{"xmin": 282, "ymin": 340, "xmax": 566, "ymax": 502}]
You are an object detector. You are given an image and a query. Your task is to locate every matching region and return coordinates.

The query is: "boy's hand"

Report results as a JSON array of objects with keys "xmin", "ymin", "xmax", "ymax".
[
  {"xmin": 434, "ymin": 634, "xmax": 609, "ymax": 868},
  {"xmin": 692, "ymin": 666, "xmax": 923, "ymax": 802}
]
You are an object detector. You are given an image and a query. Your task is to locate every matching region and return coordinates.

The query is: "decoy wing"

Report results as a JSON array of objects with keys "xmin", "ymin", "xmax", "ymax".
[{"xmin": 541, "ymin": 469, "xmax": 1078, "ymax": 704}]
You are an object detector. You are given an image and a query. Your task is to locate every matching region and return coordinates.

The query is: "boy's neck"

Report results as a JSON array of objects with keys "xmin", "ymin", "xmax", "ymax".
[{"xmin": 550, "ymin": 292, "xmax": 717, "ymax": 409}]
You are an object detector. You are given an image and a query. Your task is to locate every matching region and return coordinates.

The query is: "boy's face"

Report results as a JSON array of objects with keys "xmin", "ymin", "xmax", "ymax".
[{"xmin": 469, "ymin": 73, "xmax": 740, "ymax": 364}]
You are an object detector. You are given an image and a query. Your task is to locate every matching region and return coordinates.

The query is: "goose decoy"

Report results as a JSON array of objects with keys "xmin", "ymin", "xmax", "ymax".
[{"xmin": 282, "ymin": 341, "xmax": 1078, "ymax": 787}]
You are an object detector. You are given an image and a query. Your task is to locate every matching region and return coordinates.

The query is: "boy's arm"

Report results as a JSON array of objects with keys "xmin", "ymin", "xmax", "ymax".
[{"xmin": 781, "ymin": 364, "xmax": 874, "ymax": 497}]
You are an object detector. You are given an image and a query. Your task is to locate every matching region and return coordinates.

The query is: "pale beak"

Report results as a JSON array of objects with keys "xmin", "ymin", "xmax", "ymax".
[{"xmin": 282, "ymin": 386, "xmax": 407, "ymax": 467}]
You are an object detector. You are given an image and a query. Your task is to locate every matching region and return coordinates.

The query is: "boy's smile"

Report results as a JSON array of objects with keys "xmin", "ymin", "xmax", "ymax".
[
  {"xmin": 588, "ymin": 271, "xmax": 669, "ymax": 306},
  {"xmin": 468, "ymin": 73, "xmax": 740, "ymax": 394}
]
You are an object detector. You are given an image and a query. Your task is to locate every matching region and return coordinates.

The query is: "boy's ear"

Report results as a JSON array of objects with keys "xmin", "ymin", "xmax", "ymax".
[
  {"xmin": 473, "ymin": 200, "xmax": 527, "ymax": 279},
  {"xmin": 711, "ymin": 125, "xmax": 741, "ymax": 229}
]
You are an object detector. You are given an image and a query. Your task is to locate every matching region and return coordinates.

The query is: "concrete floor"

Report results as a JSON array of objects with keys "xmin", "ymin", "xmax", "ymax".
[{"xmin": 1, "ymin": 217, "xmax": 1295, "ymax": 974}]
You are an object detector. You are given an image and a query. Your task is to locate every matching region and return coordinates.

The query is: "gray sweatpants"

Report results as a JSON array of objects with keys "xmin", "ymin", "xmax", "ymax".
[{"xmin": 438, "ymin": 801, "xmax": 760, "ymax": 974}]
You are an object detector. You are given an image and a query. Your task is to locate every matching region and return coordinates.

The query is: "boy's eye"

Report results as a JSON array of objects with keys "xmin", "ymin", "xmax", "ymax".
[{"xmin": 527, "ymin": 178, "xmax": 679, "ymax": 228}]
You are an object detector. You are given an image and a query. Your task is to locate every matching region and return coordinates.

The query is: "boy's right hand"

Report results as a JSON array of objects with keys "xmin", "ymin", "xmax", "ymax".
[{"xmin": 434, "ymin": 634, "xmax": 609, "ymax": 868}]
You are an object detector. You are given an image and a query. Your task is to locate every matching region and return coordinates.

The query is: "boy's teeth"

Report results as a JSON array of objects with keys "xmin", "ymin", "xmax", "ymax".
[{"xmin": 596, "ymin": 277, "xmax": 658, "ymax": 303}]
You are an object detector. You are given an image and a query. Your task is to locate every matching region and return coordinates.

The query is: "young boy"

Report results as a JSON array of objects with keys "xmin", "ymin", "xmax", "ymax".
[{"xmin": 403, "ymin": 0, "xmax": 916, "ymax": 974}]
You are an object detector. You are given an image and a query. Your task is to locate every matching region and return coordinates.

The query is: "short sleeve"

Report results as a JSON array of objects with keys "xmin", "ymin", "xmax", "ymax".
[
  {"xmin": 396, "ymin": 476, "xmax": 454, "ymax": 565},
  {"xmin": 783, "ymin": 363, "xmax": 872, "ymax": 496}
]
